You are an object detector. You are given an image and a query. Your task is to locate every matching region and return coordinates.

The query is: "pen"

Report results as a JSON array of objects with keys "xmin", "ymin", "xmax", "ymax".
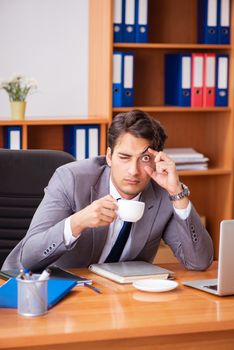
[
  {"xmin": 84, "ymin": 283, "xmax": 102, "ymax": 294},
  {"xmin": 23, "ymin": 268, "xmax": 32, "ymax": 279},
  {"xmin": 18, "ymin": 269, "xmax": 26, "ymax": 280},
  {"xmin": 38, "ymin": 268, "xmax": 51, "ymax": 281},
  {"xmin": 18, "ymin": 268, "xmax": 31, "ymax": 280}
]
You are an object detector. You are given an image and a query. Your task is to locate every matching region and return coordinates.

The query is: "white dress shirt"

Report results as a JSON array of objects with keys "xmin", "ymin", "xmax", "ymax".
[{"xmin": 63, "ymin": 180, "xmax": 192, "ymax": 262}]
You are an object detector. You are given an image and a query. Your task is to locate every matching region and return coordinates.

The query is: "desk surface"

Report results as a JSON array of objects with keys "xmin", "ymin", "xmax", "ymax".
[{"xmin": 0, "ymin": 262, "xmax": 234, "ymax": 350}]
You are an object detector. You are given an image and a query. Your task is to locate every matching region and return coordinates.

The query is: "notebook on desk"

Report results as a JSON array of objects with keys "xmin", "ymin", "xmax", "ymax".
[
  {"xmin": 89, "ymin": 261, "xmax": 174, "ymax": 284},
  {"xmin": 183, "ymin": 220, "xmax": 234, "ymax": 296}
]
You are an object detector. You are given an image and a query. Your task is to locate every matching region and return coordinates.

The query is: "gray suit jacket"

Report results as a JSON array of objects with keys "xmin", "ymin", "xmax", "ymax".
[{"xmin": 2, "ymin": 157, "xmax": 213, "ymax": 271}]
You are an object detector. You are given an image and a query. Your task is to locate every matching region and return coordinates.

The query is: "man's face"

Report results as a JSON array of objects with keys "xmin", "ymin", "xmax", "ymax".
[{"xmin": 106, "ymin": 133, "xmax": 155, "ymax": 199}]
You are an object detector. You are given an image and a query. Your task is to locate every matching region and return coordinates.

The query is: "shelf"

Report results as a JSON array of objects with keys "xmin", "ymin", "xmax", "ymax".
[
  {"xmin": 0, "ymin": 118, "xmax": 108, "ymax": 126},
  {"xmin": 113, "ymin": 107, "xmax": 231, "ymax": 113},
  {"xmin": 0, "ymin": 118, "xmax": 108, "ymax": 155},
  {"xmin": 178, "ymin": 168, "xmax": 232, "ymax": 177},
  {"xmin": 88, "ymin": 0, "xmax": 234, "ymax": 259},
  {"xmin": 0, "ymin": 0, "xmax": 232, "ymax": 265},
  {"xmin": 114, "ymin": 43, "xmax": 231, "ymax": 50}
]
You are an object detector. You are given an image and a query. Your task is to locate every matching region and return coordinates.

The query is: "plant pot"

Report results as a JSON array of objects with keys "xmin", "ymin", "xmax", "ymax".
[{"xmin": 10, "ymin": 101, "xmax": 26, "ymax": 120}]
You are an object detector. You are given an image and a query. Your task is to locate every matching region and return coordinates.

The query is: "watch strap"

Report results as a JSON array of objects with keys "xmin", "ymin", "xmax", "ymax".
[{"xmin": 169, "ymin": 183, "xmax": 190, "ymax": 201}]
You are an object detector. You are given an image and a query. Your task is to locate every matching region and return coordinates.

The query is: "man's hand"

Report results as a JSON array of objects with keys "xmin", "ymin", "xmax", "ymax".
[
  {"xmin": 144, "ymin": 149, "xmax": 189, "ymax": 209},
  {"xmin": 70, "ymin": 195, "xmax": 118, "ymax": 237},
  {"xmin": 144, "ymin": 149, "xmax": 182, "ymax": 195}
]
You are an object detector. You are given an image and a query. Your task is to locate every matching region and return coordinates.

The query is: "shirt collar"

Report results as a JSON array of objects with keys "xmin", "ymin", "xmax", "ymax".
[{"xmin": 109, "ymin": 177, "xmax": 141, "ymax": 201}]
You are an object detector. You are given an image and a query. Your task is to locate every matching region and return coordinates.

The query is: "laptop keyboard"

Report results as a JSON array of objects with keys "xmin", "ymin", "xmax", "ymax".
[{"xmin": 204, "ymin": 284, "xmax": 218, "ymax": 291}]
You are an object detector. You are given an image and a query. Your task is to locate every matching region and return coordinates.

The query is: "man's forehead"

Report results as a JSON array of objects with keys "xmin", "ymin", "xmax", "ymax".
[{"xmin": 113, "ymin": 133, "xmax": 152, "ymax": 155}]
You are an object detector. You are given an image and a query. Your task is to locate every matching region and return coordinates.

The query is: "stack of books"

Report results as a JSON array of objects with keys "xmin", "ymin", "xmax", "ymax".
[{"xmin": 165, "ymin": 148, "xmax": 209, "ymax": 171}]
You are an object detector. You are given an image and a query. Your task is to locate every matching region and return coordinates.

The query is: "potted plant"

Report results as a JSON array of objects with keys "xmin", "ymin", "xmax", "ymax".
[{"xmin": 0, "ymin": 74, "xmax": 38, "ymax": 120}]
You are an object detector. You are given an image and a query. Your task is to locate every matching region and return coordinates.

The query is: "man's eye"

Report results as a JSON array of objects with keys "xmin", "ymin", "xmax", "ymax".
[
  {"xmin": 141, "ymin": 155, "xmax": 151, "ymax": 162},
  {"xmin": 119, "ymin": 156, "xmax": 129, "ymax": 160}
]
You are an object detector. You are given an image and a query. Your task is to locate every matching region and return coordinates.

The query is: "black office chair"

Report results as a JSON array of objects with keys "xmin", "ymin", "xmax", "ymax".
[{"xmin": 0, "ymin": 149, "xmax": 75, "ymax": 267}]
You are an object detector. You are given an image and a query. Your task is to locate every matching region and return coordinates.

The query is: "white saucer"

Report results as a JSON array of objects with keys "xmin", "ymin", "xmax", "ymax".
[{"xmin": 132, "ymin": 279, "xmax": 178, "ymax": 293}]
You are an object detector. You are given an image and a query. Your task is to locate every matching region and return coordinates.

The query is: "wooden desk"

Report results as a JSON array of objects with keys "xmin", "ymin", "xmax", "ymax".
[{"xmin": 0, "ymin": 263, "xmax": 234, "ymax": 350}]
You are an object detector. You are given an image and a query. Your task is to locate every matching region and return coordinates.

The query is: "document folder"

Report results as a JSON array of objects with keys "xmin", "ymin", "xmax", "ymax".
[
  {"xmin": 198, "ymin": 0, "xmax": 218, "ymax": 44},
  {"xmin": 88, "ymin": 125, "xmax": 100, "ymax": 159},
  {"xmin": 215, "ymin": 54, "xmax": 229, "ymax": 106},
  {"xmin": 165, "ymin": 54, "xmax": 191, "ymax": 107},
  {"xmin": 135, "ymin": 0, "xmax": 148, "ymax": 43},
  {"xmin": 217, "ymin": 0, "xmax": 230, "ymax": 44},
  {"xmin": 113, "ymin": 52, "xmax": 124, "ymax": 107},
  {"xmin": 113, "ymin": 52, "xmax": 134, "ymax": 107},
  {"xmin": 191, "ymin": 53, "xmax": 204, "ymax": 107},
  {"xmin": 4, "ymin": 126, "xmax": 22, "ymax": 150},
  {"xmin": 113, "ymin": 0, "xmax": 124, "ymax": 42},
  {"xmin": 0, "ymin": 278, "xmax": 76, "ymax": 309},
  {"xmin": 122, "ymin": 53, "xmax": 134, "ymax": 106},
  {"xmin": 123, "ymin": 0, "xmax": 136, "ymax": 42},
  {"xmin": 64, "ymin": 125, "xmax": 86, "ymax": 160},
  {"xmin": 203, "ymin": 53, "xmax": 216, "ymax": 107}
]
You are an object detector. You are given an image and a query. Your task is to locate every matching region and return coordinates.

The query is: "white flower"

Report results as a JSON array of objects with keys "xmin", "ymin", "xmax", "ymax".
[{"xmin": 0, "ymin": 74, "xmax": 38, "ymax": 101}]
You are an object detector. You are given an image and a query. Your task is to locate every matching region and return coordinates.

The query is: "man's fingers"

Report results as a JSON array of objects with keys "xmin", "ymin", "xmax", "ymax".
[
  {"xmin": 101, "ymin": 207, "xmax": 117, "ymax": 220},
  {"xmin": 101, "ymin": 195, "xmax": 118, "ymax": 209},
  {"xmin": 93, "ymin": 196, "xmax": 117, "ymax": 211},
  {"xmin": 88, "ymin": 196, "xmax": 118, "ymax": 227},
  {"xmin": 148, "ymin": 148, "xmax": 159, "ymax": 159}
]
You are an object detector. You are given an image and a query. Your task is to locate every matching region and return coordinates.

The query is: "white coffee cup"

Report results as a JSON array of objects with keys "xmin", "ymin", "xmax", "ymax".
[{"xmin": 117, "ymin": 199, "xmax": 145, "ymax": 222}]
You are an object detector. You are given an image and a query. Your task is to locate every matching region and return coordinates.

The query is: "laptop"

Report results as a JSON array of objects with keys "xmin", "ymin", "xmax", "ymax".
[{"xmin": 183, "ymin": 220, "xmax": 234, "ymax": 296}]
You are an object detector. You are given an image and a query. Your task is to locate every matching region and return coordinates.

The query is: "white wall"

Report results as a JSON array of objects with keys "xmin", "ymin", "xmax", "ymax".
[{"xmin": 0, "ymin": 0, "xmax": 88, "ymax": 119}]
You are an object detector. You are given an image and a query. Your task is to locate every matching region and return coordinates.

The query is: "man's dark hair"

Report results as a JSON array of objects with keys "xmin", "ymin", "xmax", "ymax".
[{"xmin": 108, "ymin": 110, "xmax": 167, "ymax": 151}]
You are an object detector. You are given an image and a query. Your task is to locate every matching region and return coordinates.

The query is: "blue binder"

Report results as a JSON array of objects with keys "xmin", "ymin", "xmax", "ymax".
[
  {"xmin": 215, "ymin": 54, "xmax": 229, "ymax": 106},
  {"xmin": 122, "ymin": 53, "xmax": 134, "ymax": 106},
  {"xmin": 135, "ymin": 0, "xmax": 148, "ymax": 43},
  {"xmin": 3, "ymin": 126, "xmax": 22, "ymax": 149},
  {"xmin": 165, "ymin": 54, "xmax": 192, "ymax": 107},
  {"xmin": 113, "ymin": 0, "xmax": 125, "ymax": 42},
  {"xmin": 0, "ymin": 277, "xmax": 77, "ymax": 309},
  {"xmin": 217, "ymin": 0, "xmax": 230, "ymax": 44},
  {"xmin": 87, "ymin": 125, "xmax": 100, "ymax": 159},
  {"xmin": 64, "ymin": 125, "xmax": 100, "ymax": 160},
  {"xmin": 123, "ymin": 0, "xmax": 136, "ymax": 42},
  {"xmin": 113, "ymin": 52, "xmax": 124, "ymax": 107},
  {"xmin": 198, "ymin": 0, "xmax": 218, "ymax": 44}
]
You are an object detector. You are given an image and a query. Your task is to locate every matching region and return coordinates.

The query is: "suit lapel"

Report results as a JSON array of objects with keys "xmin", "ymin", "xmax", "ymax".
[
  {"xmin": 90, "ymin": 166, "xmax": 111, "ymax": 263},
  {"xmin": 127, "ymin": 181, "xmax": 162, "ymax": 260}
]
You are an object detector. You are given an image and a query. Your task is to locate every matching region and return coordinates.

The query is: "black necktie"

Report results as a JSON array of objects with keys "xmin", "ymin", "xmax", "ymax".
[{"xmin": 104, "ymin": 221, "xmax": 132, "ymax": 263}]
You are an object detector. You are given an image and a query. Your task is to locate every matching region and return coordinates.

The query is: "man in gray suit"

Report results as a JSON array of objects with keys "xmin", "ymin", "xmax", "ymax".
[{"xmin": 2, "ymin": 110, "xmax": 213, "ymax": 271}]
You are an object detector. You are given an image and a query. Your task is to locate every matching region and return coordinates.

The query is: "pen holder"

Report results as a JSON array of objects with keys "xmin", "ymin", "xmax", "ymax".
[{"xmin": 17, "ymin": 274, "xmax": 48, "ymax": 317}]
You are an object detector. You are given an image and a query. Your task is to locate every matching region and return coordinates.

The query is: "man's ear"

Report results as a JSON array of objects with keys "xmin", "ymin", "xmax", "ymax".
[{"xmin": 106, "ymin": 147, "xmax": 112, "ymax": 167}]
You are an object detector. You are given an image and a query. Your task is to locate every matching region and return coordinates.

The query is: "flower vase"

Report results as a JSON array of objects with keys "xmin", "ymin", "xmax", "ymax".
[{"xmin": 10, "ymin": 101, "xmax": 26, "ymax": 120}]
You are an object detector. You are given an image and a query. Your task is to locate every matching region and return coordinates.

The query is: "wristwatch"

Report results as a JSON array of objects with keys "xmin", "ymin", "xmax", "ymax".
[{"xmin": 168, "ymin": 183, "xmax": 190, "ymax": 201}]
